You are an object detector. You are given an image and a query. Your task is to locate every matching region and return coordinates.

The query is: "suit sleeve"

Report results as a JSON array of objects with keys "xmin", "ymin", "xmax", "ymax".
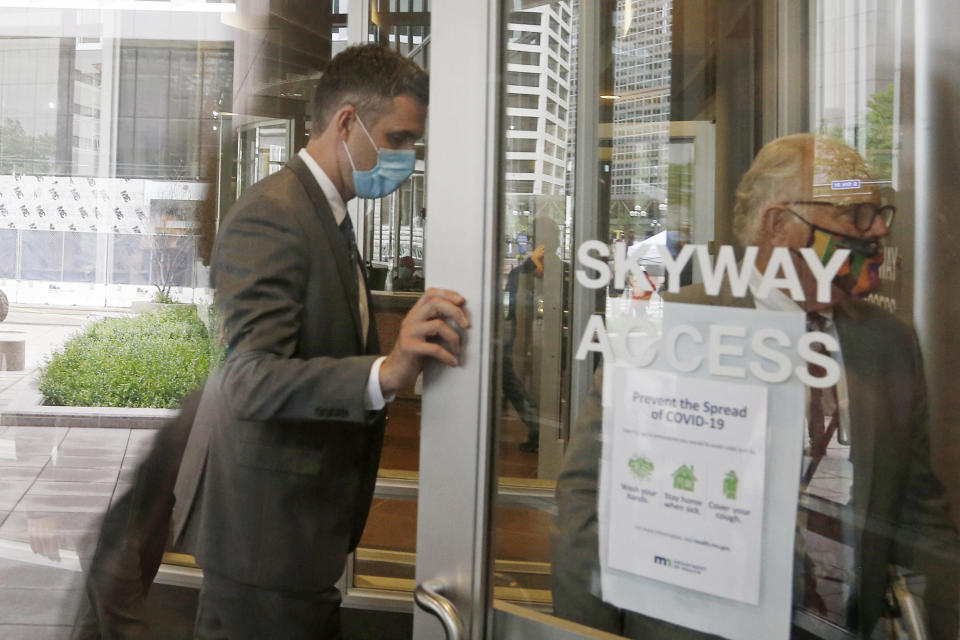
[
  {"xmin": 212, "ymin": 192, "xmax": 378, "ymax": 424},
  {"xmin": 893, "ymin": 331, "xmax": 960, "ymax": 638}
]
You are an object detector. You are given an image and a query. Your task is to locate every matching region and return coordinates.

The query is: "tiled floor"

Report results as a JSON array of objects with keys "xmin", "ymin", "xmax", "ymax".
[{"xmin": 0, "ymin": 425, "xmax": 157, "ymax": 638}]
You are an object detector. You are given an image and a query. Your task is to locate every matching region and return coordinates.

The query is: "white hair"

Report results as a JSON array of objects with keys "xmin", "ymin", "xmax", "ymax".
[{"xmin": 732, "ymin": 134, "xmax": 872, "ymax": 246}]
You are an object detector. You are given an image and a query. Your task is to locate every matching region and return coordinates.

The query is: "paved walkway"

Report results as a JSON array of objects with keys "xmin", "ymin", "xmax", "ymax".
[
  {"xmin": 0, "ymin": 305, "xmax": 170, "ymax": 639},
  {"xmin": 0, "ymin": 306, "xmax": 406, "ymax": 639},
  {"xmin": 0, "ymin": 425, "xmax": 157, "ymax": 638}
]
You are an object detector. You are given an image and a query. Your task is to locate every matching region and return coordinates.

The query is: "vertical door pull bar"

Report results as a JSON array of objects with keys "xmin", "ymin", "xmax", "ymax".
[{"xmin": 414, "ymin": 579, "xmax": 464, "ymax": 640}]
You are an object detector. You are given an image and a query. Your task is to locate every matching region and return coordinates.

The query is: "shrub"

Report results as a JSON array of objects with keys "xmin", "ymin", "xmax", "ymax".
[
  {"xmin": 39, "ymin": 306, "xmax": 221, "ymax": 408},
  {"xmin": 152, "ymin": 289, "xmax": 176, "ymax": 304}
]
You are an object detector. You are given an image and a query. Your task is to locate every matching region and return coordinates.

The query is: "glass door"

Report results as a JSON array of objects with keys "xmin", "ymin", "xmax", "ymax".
[
  {"xmin": 235, "ymin": 117, "xmax": 294, "ymax": 198},
  {"xmin": 416, "ymin": 0, "xmax": 960, "ymax": 639}
]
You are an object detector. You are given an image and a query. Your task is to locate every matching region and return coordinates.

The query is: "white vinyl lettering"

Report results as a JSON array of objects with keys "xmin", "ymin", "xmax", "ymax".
[
  {"xmin": 574, "ymin": 314, "xmax": 614, "ymax": 360},
  {"xmin": 708, "ymin": 325, "xmax": 747, "ymax": 378},
  {"xmin": 749, "ymin": 328, "xmax": 793, "ymax": 383},
  {"xmin": 576, "ymin": 240, "xmax": 611, "ymax": 289},
  {"xmin": 659, "ymin": 244, "xmax": 696, "ymax": 293},
  {"xmin": 663, "ymin": 325, "xmax": 703, "ymax": 373},
  {"xmin": 796, "ymin": 331, "xmax": 841, "ymax": 388},
  {"xmin": 696, "ymin": 245, "xmax": 757, "ymax": 298},
  {"xmin": 755, "ymin": 247, "xmax": 805, "ymax": 301},
  {"xmin": 612, "ymin": 319, "xmax": 660, "ymax": 367},
  {"xmin": 799, "ymin": 247, "xmax": 850, "ymax": 303},
  {"xmin": 613, "ymin": 242, "xmax": 654, "ymax": 291}
]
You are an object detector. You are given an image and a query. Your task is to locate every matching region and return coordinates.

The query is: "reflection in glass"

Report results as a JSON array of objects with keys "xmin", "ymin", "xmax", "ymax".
[
  {"xmin": 487, "ymin": 1, "xmax": 960, "ymax": 638},
  {"xmin": 20, "ymin": 230, "xmax": 63, "ymax": 281},
  {"xmin": 362, "ymin": 0, "xmax": 430, "ymax": 292},
  {"xmin": 0, "ymin": 228, "xmax": 15, "ymax": 278},
  {"xmin": 62, "ymin": 232, "xmax": 97, "ymax": 283},
  {"xmin": 111, "ymin": 235, "xmax": 152, "ymax": 286},
  {"xmin": 492, "ymin": 0, "xmax": 577, "ymax": 610}
]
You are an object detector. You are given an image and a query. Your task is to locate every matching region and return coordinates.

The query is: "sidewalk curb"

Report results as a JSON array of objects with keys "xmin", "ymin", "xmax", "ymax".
[{"xmin": 1, "ymin": 406, "xmax": 177, "ymax": 428}]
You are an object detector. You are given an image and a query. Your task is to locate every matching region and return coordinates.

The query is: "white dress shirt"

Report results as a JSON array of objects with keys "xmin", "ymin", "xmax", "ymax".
[{"xmin": 297, "ymin": 148, "xmax": 392, "ymax": 410}]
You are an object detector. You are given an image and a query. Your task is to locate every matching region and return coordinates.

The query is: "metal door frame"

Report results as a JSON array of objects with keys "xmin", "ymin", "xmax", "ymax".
[
  {"xmin": 413, "ymin": 0, "xmax": 627, "ymax": 638},
  {"xmin": 413, "ymin": 0, "xmax": 502, "ymax": 638}
]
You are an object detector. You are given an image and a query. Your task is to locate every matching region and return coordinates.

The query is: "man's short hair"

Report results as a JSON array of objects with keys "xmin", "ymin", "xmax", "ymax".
[
  {"xmin": 310, "ymin": 45, "xmax": 429, "ymax": 135},
  {"xmin": 733, "ymin": 133, "xmax": 873, "ymax": 246}
]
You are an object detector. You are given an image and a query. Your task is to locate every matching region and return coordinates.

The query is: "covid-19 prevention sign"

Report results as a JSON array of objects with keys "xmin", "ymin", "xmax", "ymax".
[
  {"xmin": 597, "ymin": 303, "xmax": 806, "ymax": 640},
  {"xmin": 605, "ymin": 368, "xmax": 768, "ymax": 605},
  {"xmin": 574, "ymin": 242, "xmax": 815, "ymax": 640}
]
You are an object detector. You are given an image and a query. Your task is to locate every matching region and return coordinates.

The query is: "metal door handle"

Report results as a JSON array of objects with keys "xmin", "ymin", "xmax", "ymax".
[{"xmin": 414, "ymin": 579, "xmax": 464, "ymax": 640}]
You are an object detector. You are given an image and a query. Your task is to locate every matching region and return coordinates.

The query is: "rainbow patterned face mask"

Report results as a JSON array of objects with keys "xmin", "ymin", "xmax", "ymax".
[{"xmin": 808, "ymin": 225, "xmax": 884, "ymax": 296}]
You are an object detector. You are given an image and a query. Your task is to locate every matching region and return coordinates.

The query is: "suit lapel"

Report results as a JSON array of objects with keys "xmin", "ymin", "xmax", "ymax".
[{"xmin": 286, "ymin": 155, "xmax": 365, "ymax": 348}]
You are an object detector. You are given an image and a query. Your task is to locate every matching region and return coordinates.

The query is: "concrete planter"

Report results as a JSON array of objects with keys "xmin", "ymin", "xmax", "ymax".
[{"xmin": 1, "ymin": 405, "xmax": 178, "ymax": 428}]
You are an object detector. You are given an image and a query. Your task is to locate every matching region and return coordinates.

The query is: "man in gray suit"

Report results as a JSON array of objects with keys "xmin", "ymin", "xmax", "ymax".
[
  {"xmin": 553, "ymin": 134, "xmax": 958, "ymax": 638},
  {"xmin": 188, "ymin": 45, "xmax": 469, "ymax": 639}
]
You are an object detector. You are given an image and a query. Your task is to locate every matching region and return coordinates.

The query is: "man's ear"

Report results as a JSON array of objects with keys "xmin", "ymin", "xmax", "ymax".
[
  {"xmin": 761, "ymin": 204, "xmax": 793, "ymax": 247},
  {"xmin": 331, "ymin": 105, "xmax": 356, "ymax": 141}
]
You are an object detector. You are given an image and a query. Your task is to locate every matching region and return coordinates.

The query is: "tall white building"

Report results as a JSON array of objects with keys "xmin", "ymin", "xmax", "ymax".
[
  {"xmin": 813, "ymin": 0, "xmax": 898, "ymax": 177},
  {"xmin": 503, "ymin": 2, "xmax": 574, "ymax": 241},
  {"xmin": 609, "ymin": 0, "xmax": 673, "ymax": 226}
]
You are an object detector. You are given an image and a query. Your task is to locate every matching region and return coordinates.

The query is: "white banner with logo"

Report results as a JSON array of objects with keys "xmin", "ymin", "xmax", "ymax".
[{"xmin": 598, "ymin": 302, "xmax": 806, "ymax": 640}]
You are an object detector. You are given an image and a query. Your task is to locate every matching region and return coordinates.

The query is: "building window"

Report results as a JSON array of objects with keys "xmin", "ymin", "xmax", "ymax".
[
  {"xmin": 506, "ymin": 116, "xmax": 539, "ymax": 132},
  {"xmin": 506, "ymin": 11, "xmax": 542, "ymax": 26},
  {"xmin": 506, "ymin": 137, "xmax": 538, "ymax": 153},
  {"xmin": 62, "ymin": 232, "xmax": 97, "ymax": 283},
  {"xmin": 505, "ymin": 159, "xmax": 537, "ymax": 174},
  {"xmin": 506, "ymin": 49, "xmax": 540, "ymax": 67},
  {"xmin": 505, "ymin": 180, "xmax": 535, "ymax": 194},
  {"xmin": 505, "ymin": 93, "xmax": 540, "ymax": 110},
  {"xmin": 20, "ymin": 230, "xmax": 63, "ymax": 281},
  {"xmin": 116, "ymin": 43, "xmax": 233, "ymax": 180},
  {"xmin": 506, "ymin": 71, "xmax": 540, "ymax": 87},
  {"xmin": 0, "ymin": 229, "xmax": 16, "ymax": 278},
  {"xmin": 111, "ymin": 234, "xmax": 152, "ymax": 285}
]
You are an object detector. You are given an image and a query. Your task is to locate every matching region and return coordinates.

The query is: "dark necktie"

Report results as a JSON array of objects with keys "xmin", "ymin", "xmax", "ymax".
[
  {"xmin": 339, "ymin": 213, "xmax": 369, "ymax": 345},
  {"xmin": 339, "ymin": 213, "xmax": 361, "ymax": 280}
]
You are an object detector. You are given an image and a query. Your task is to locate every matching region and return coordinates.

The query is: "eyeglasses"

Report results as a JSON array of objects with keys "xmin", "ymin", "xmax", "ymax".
[{"xmin": 783, "ymin": 201, "xmax": 895, "ymax": 232}]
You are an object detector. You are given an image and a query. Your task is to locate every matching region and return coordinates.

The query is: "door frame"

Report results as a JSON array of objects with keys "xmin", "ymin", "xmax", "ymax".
[
  {"xmin": 413, "ymin": 0, "xmax": 623, "ymax": 638},
  {"xmin": 412, "ymin": 0, "xmax": 502, "ymax": 638}
]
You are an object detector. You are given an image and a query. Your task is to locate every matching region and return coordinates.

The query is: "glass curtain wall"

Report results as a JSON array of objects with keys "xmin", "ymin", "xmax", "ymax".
[
  {"xmin": 347, "ymin": 0, "xmax": 430, "ymax": 602},
  {"xmin": 0, "ymin": 28, "xmax": 232, "ymax": 307},
  {"xmin": 0, "ymin": 2, "xmax": 364, "ymax": 636},
  {"xmin": 360, "ymin": 0, "xmax": 430, "ymax": 294},
  {"xmin": 489, "ymin": 1, "xmax": 959, "ymax": 640}
]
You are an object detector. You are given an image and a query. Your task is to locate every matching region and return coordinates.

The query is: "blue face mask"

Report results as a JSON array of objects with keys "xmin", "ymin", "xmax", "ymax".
[{"xmin": 343, "ymin": 115, "xmax": 416, "ymax": 199}]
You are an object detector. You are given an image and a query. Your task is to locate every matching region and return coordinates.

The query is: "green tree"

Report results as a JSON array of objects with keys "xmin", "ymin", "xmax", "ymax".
[
  {"xmin": 817, "ymin": 123, "xmax": 845, "ymax": 141},
  {"xmin": 865, "ymin": 84, "xmax": 894, "ymax": 180},
  {"xmin": 0, "ymin": 118, "xmax": 57, "ymax": 174}
]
